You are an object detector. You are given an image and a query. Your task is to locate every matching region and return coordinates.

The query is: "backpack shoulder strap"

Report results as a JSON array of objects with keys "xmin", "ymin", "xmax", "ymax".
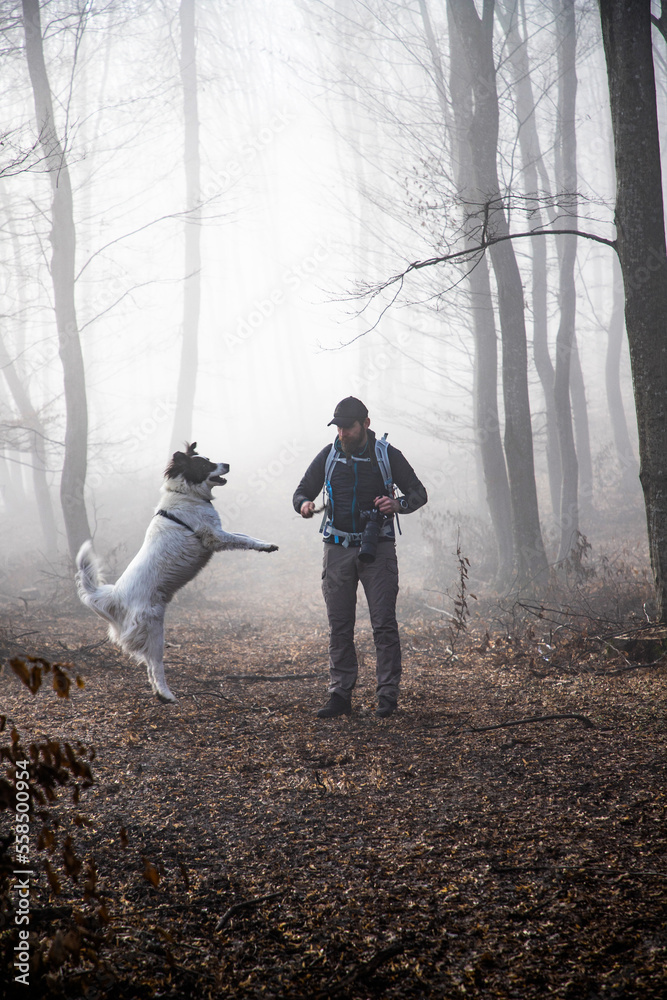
[
  {"xmin": 375, "ymin": 433, "xmax": 402, "ymax": 536},
  {"xmin": 374, "ymin": 433, "xmax": 393, "ymax": 493},
  {"xmin": 324, "ymin": 441, "xmax": 338, "ymax": 486},
  {"xmin": 320, "ymin": 442, "xmax": 340, "ymax": 533}
]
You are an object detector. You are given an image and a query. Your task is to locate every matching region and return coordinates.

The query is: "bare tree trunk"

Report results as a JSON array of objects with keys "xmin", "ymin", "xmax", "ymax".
[
  {"xmin": 552, "ymin": 3, "xmax": 591, "ymax": 530},
  {"xmin": 606, "ymin": 253, "xmax": 639, "ymax": 480},
  {"xmin": 552, "ymin": 0, "xmax": 580, "ymax": 561},
  {"xmin": 22, "ymin": 0, "xmax": 91, "ymax": 559},
  {"xmin": 418, "ymin": 0, "xmax": 450, "ymax": 131},
  {"xmin": 170, "ymin": 0, "xmax": 202, "ymax": 452},
  {"xmin": 468, "ymin": 254, "xmax": 514, "ymax": 582},
  {"xmin": 0, "ymin": 183, "xmax": 58, "ymax": 554},
  {"xmin": 568, "ymin": 335, "xmax": 593, "ymax": 517},
  {"xmin": 6, "ymin": 453, "xmax": 27, "ymax": 511},
  {"xmin": 0, "ymin": 334, "xmax": 58, "ymax": 555},
  {"xmin": 599, "ymin": 0, "xmax": 667, "ymax": 618},
  {"xmin": 0, "ymin": 376, "xmax": 26, "ymax": 515},
  {"xmin": 441, "ymin": 0, "xmax": 513, "ymax": 583},
  {"xmin": 498, "ymin": 0, "xmax": 561, "ymax": 521},
  {"xmin": 448, "ymin": 0, "xmax": 548, "ymax": 587}
]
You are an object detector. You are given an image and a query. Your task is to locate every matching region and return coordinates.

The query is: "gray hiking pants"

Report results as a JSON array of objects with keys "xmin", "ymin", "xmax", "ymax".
[{"xmin": 321, "ymin": 541, "xmax": 401, "ymax": 703}]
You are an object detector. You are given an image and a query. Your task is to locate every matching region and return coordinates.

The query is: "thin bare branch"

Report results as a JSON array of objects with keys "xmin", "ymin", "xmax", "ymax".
[{"xmin": 376, "ymin": 225, "xmax": 616, "ymax": 293}]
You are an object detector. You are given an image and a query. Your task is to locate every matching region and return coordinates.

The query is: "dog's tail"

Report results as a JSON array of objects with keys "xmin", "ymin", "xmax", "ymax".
[{"xmin": 75, "ymin": 540, "xmax": 119, "ymax": 629}]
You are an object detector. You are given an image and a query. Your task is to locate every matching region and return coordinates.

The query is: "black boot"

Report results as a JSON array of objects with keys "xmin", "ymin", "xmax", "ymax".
[
  {"xmin": 317, "ymin": 692, "xmax": 352, "ymax": 718},
  {"xmin": 376, "ymin": 697, "xmax": 397, "ymax": 719}
]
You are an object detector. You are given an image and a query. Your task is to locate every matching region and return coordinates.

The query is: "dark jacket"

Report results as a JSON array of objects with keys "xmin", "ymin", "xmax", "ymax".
[{"xmin": 293, "ymin": 429, "xmax": 427, "ymax": 536}]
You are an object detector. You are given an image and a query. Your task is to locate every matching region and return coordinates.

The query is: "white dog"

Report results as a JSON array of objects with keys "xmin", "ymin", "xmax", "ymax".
[{"xmin": 75, "ymin": 442, "xmax": 278, "ymax": 702}]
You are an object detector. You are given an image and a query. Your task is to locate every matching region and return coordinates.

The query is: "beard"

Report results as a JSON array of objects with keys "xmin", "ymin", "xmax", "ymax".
[{"xmin": 340, "ymin": 427, "xmax": 366, "ymax": 455}]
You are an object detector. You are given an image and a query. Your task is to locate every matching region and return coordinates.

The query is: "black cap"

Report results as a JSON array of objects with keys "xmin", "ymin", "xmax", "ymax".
[{"xmin": 327, "ymin": 396, "xmax": 369, "ymax": 428}]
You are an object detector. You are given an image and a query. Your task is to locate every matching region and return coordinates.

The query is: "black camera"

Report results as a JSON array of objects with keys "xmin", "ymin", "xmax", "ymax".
[{"xmin": 358, "ymin": 508, "xmax": 387, "ymax": 563}]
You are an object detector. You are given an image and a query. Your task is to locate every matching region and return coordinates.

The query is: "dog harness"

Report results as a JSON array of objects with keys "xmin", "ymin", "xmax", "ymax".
[
  {"xmin": 155, "ymin": 509, "xmax": 194, "ymax": 532},
  {"xmin": 320, "ymin": 433, "xmax": 400, "ymax": 546}
]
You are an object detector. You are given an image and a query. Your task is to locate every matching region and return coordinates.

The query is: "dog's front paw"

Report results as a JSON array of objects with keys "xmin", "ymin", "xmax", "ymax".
[
  {"xmin": 263, "ymin": 544, "xmax": 279, "ymax": 553},
  {"xmin": 156, "ymin": 689, "xmax": 177, "ymax": 704}
]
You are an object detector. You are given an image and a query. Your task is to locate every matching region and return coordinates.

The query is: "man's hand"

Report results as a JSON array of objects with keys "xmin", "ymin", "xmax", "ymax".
[
  {"xmin": 300, "ymin": 500, "xmax": 316, "ymax": 519},
  {"xmin": 374, "ymin": 495, "xmax": 400, "ymax": 515}
]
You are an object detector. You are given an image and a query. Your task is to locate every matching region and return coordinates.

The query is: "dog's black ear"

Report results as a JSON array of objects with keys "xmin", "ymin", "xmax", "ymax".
[
  {"xmin": 186, "ymin": 442, "xmax": 198, "ymax": 456},
  {"xmin": 165, "ymin": 451, "xmax": 187, "ymax": 479}
]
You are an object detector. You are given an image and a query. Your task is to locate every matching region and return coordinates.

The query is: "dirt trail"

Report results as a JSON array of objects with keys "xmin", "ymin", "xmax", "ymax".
[{"xmin": 1, "ymin": 570, "xmax": 667, "ymax": 998}]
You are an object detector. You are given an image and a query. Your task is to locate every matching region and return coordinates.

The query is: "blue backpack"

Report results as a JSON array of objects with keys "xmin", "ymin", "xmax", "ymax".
[{"xmin": 319, "ymin": 433, "xmax": 399, "ymax": 541}]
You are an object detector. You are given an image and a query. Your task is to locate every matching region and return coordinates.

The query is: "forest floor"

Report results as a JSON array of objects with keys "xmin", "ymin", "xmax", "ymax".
[{"xmin": 1, "ymin": 552, "xmax": 666, "ymax": 999}]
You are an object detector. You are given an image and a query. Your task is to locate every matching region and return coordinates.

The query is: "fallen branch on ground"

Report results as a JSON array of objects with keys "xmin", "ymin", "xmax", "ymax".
[
  {"xmin": 490, "ymin": 864, "xmax": 667, "ymax": 877},
  {"xmin": 467, "ymin": 713, "xmax": 594, "ymax": 732},
  {"xmin": 73, "ymin": 638, "xmax": 110, "ymax": 656},
  {"xmin": 318, "ymin": 942, "xmax": 406, "ymax": 997},
  {"xmin": 223, "ymin": 672, "xmax": 324, "ymax": 682},
  {"xmin": 186, "ymin": 691, "xmax": 231, "ymax": 705},
  {"xmin": 215, "ymin": 892, "xmax": 284, "ymax": 931},
  {"xmin": 597, "ymin": 657, "xmax": 666, "ymax": 676}
]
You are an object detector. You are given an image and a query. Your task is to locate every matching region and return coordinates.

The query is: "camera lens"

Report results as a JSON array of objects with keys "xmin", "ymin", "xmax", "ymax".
[{"xmin": 359, "ymin": 516, "xmax": 382, "ymax": 563}]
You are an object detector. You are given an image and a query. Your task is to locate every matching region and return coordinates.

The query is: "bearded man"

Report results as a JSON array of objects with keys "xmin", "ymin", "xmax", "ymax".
[{"xmin": 293, "ymin": 396, "xmax": 427, "ymax": 719}]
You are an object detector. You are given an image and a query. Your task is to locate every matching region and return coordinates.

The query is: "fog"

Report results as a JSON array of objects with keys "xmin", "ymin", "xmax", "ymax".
[{"xmin": 0, "ymin": 0, "xmax": 648, "ymax": 602}]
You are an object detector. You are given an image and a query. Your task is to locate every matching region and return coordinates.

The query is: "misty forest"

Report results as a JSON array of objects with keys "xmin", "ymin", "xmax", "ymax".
[{"xmin": 1, "ymin": 0, "xmax": 667, "ymax": 997}]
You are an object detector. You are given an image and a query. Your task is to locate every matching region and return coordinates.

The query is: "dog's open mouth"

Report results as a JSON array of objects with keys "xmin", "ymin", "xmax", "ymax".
[{"xmin": 209, "ymin": 475, "xmax": 227, "ymax": 486}]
